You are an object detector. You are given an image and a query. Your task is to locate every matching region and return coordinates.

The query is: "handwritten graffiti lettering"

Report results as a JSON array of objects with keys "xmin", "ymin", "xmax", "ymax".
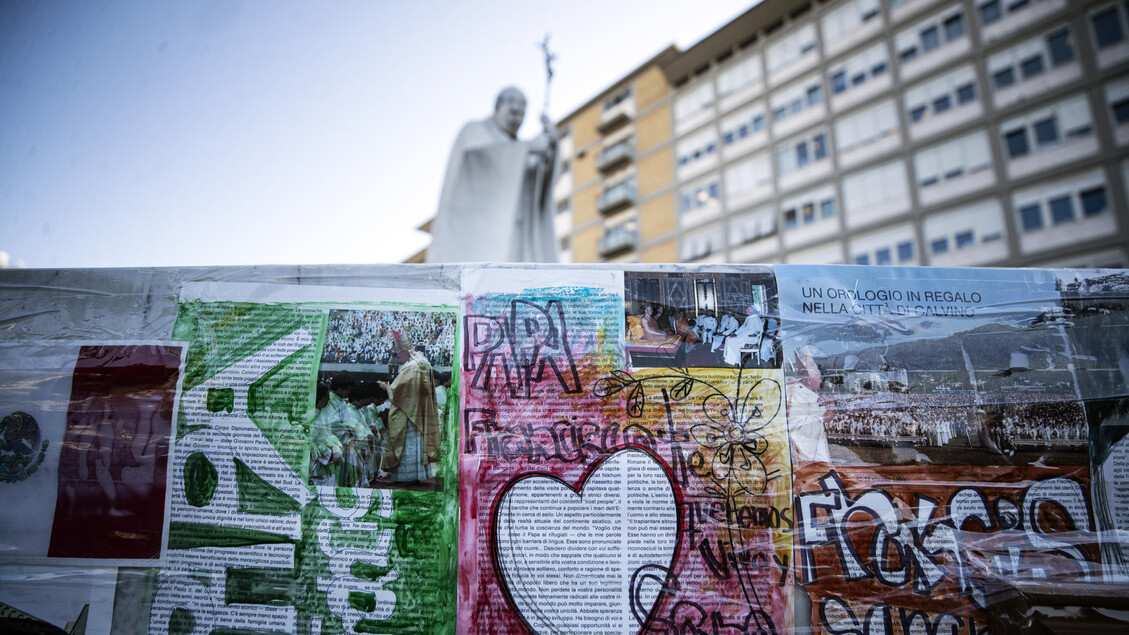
[
  {"xmin": 820, "ymin": 595, "xmax": 980, "ymax": 635},
  {"xmin": 645, "ymin": 599, "xmax": 778, "ymax": 635},
  {"xmin": 796, "ymin": 470, "xmax": 1094, "ymax": 607},
  {"xmin": 464, "ymin": 408, "xmax": 647, "ymax": 463},
  {"xmin": 463, "ymin": 299, "xmax": 581, "ymax": 398},
  {"xmin": 681, "ymin": 500, "xmax": 793, "ymax": 542}
]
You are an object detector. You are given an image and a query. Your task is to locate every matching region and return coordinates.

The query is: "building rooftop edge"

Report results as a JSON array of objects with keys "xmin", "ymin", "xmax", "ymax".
[
  {"xmin": 659, "ymin": 0, "xmax": 798, "ymax": 84},
  {"xmin": 556, "ymin": 45, "xmax": 682, "ymax": 127}
]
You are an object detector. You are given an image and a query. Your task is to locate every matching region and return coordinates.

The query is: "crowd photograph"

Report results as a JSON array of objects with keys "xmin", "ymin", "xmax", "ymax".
[
  {"xmin": 321, "ymin": 309, "xmax": 456, "ymax": 368},
  {"xmin": 796, "ymin": 355, "xmax": 1089, "ymax": 466}
]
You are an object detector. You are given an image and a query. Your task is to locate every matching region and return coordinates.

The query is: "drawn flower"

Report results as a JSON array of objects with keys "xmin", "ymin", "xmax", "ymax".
[{"xmin": 690, "ymin": 379, "xmax": 781, "ymax": 498}]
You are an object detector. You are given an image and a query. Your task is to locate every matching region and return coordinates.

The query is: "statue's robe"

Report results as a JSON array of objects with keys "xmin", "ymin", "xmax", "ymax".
[{"xmin": 426, "ymin": 117, "xmax": 557, "ymax": 263}]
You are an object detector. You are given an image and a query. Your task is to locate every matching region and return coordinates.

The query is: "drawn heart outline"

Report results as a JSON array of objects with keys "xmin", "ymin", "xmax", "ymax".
[{"xmin": 489, "ymin": 445, "xmax": 685, "ymax": 635}]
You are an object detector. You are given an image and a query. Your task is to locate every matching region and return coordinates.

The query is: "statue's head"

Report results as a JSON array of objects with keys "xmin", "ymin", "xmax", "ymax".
[{"xmin": 493, "ymin": 86, "xmax": 527, "ymax": 138}]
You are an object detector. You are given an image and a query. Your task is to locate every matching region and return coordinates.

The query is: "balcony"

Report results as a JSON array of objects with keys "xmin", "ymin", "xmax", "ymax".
[
  {"xmin": 597, "ymin": 180, "xmax": 636, "ymax": 215},
  {"xmin": 597, "ymin": 140, "xmax": 634, "ymax": 173},
  {"xmin": 599, "ymin": 226, "xmax": 638, "ymax": 257},
  {"xmin": 597, "ymin": 100, "xmax": 634, "ymax": 134}
]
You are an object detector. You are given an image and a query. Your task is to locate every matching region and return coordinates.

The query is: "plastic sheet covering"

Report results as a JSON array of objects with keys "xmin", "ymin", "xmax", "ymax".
[{"xmin": 0, "ymin": 263, "xmax": 1127, "ymax": 634}]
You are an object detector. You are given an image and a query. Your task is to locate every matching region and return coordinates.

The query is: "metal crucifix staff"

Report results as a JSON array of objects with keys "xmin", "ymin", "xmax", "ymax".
[{"xmin": 539, "ymin": 34, "xmax": 556, "ymax": 121}]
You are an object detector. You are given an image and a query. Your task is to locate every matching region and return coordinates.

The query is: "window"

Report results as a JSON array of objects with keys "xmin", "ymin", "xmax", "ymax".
[
  {"xmin": 831, "ymin": 71, "xmax": 847, "ymax": 93},
  {"xmin": 922, "ymin": 26, "xmax": 941, "ymax": 52},
  {"xmin": 681, "ymin": 226, "xmax": 725, "ymax": 261},
  {"xmin": 994, "ymin": 68, "xmax": 1016, "ymax": 89},
  {"xmin": 1001, "ymin": 94, "xmax": 1094, "ymax": 159},
  {"xmin": 1049, "ymin": 195, "xmax": 1075, "ymax": 224},
  {"xmin": 931, "ymin": 237, "xmax": 950, "ymax": 254},
  {"xmin": 556, "ymin": 200, "xmax": 571, "ymax": 215},
  {"xmin": 836, "ymin": 99, "xmax": 899, "ymax": 153},
  {"xmin": 731, "ymin": 208, "xmax": 778, "ymax": 245},
  {"xmin": 813, "ymin": 133, "xmax": 827, "ymax": 160},
  {"xmin": 1005, "ymin": 129, "xmax": 1029, "ymax": 157},
  {"xmin": 820, "ymin": 199, "xmax": 835, "ymax": 218},
  {"xmin": 988, "ymin": 26, "xmax": 1079, "ymax": 96},
  {"xmin": 956, "ymin": 83, "xmax": 976, "ymax": 104},
  {"xmin": 781, "ymin": 188, "xmax": 838, "ymax": 232},
  {"xmin": 1047, "ymin": 30, "xmax": 1074, "ymax": 65},
  {"xmin": 675, "ymin": 82, "xmax": 715, "ymax": 121},
  {"xmin": 717, "ymin": 53, "xmax": 762, "ymax": 98},
  {"xmin": 1014, "ymin": 171, "xmax": 1110, "ymax": 233},
  {"xmin": 904, "ymin": 65, "xmax": 979, "ymax": 125},
  {"xmin": 855, "ymin": 254, "xmax": 871, "ymax": 265},
  {"xmin": 943, "ymin": 14, "xmax": 965, "ymax": 41},
  {"xmin": 721, "ymin": 103, "xmax": 767, "ymax": 146},
  {"xmin": 1114, "ymin": 98, "xmax": 1129, "ymax": 124},
  {"xmin": 771, "ymin": 76, "xmax": 825, "ymax": 124},
  {"xmin": 980, "ymin": 0, "xmax": 1002, "ymax": 24},
  {"xmin": 875, "ymin": 247, "xmax": 892, "ymax": 265},
  {"xmin": 600, "ymin": 220, "xmax": 638, "ymax": 253},
  {"xmin": 778, "ymin": 130, "xmax": 831, "ymax": 175},
  {"xmin": 766, "ymin": 24, "xmax": 818, "ymax": 73},
  {"xmin": 1093, "ymin": 8, "xmax": 1125, "ymax": 48},
  {"xmin": 827, "ymin": 43, "xmax": 889, "ymax": 98},
  {"xmin": 1020, "ymin": 204, "xmax": 1043, "ymax": 230},
  {"xmin": 603, "ymin": 86, "xmax": 632, "ymax": 111},
  {"xmin": 897, "ymin": 241, "xmax": 914, "ymax": 261},
  {"xmin": 1081, "ymin": 187, "xmax": 1108, "ymax": 215},
  {"xmin": 822, "ymin": 0, "xmax": 883, "ymax": 49},
  {"xmin": 1020, "ymin": 55, "xmax": 1044, "ymax": 78},
  {"xmin": 677, "ymin": 128, "xmax": 719, "ymax": 168},
  {"xmin": 724, "ymin": 152, "xmax": 773, "ymax": 199},
  {"xmin": 914, "ymin": 131, "xmax": 992, "ymax": 187},
  {"xmin": 1033, "ymin": 118, "xmax": 1058, "ymax": 147},
  {"xmin": 807, "ymin": 85, "xmax": 822, "ymax": 106},
  {"xmin": 956, "ymin": 230, "xmax": 975, "ymax": 248},
  {"xmin": 896, "ymin": 7, "xmax": 968, "ymax": 64},
  {"xmin": 679, "ymin": 178, "xmax": 720, "ymax": 214},
  {"xmin": 924, "ymin": 200, "xmax": 1008, "ymax": 257},
  {"xmin": 842, "ymin": 159, "xmax": 910, "ymax": 214}
]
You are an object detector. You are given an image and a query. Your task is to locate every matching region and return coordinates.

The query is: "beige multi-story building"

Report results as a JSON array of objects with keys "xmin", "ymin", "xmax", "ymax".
[
  {"xmin": 553, "ymin": 48, "xmax": 681, "ymax": 264},
  {"xmin": 551, "ymin": 0, "xmax": 1129, "ymax": 268}
]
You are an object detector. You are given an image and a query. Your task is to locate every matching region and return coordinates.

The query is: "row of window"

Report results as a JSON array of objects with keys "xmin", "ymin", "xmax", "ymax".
[
  {"xmin": 682, "ymin": 89, "xmax": 1113, "ymax": 206},
  {"xmin": 678, "ymin": 51, "xmax": 1129, "ymax": 189},
  {"xmin": 685, "ymin": 176, "xmax": 1110, "ymax": 261},
  {"xmin": 829, "ymin": 43, "xmax": 889, "ymax": 96},
  {"xmin": 770, "ymin": 77, "xmax": 823, "ymax": 123},
  {"xmin": 675, "ymin": 0, "xmax": 1109, "ymax": 128},
  {"xmin": 896, "ymin": 5, "xmax": 966, "ymax": 63},
  {"xmin": 1001, "ymin": 94, "xmax": 1093, "ymax": 159},
  {"xmin": 1016, "ymin": 171, "xmax": 1111, "ymax": 232},
  {"xmin": 989, "ymin": 28, "xmax": 1074, "ymax": 91},
  {"xmin": 680, "ymin": 138, "xmax": 1116, "ymax": 237},
  {"xmin": 682, "ymin": 25, "xmax": 1085, "ymax": 172},
  {"xmin": 856, "ymin": 240, "xmax": 915, "ymax": 265}
]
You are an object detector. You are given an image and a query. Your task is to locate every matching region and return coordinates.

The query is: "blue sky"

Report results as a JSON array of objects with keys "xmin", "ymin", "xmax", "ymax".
[{"xmin": 1, "ymin": 1, "xmax": 753, "ymax": 268}]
